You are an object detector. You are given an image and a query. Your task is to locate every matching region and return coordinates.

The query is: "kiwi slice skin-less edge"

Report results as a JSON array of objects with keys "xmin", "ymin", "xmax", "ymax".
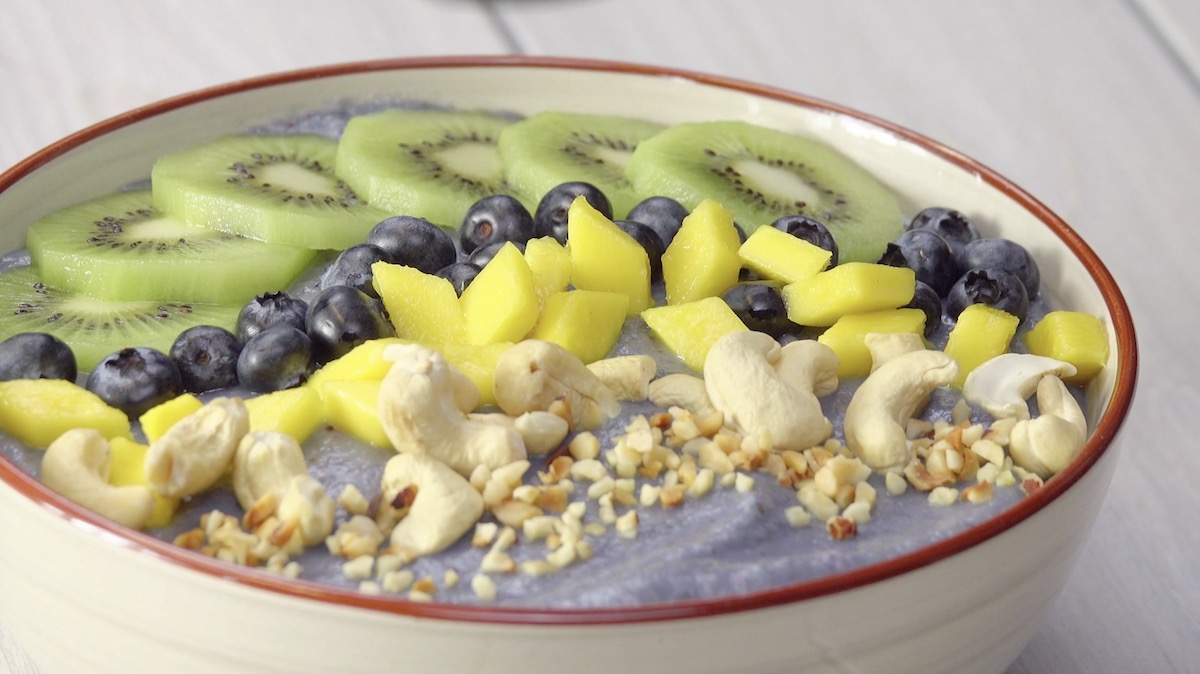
[
  {"xmin": 334, "ymin": 109, "xmax": 532, "ymax": 230},
  {"xmin": 0, "ymin": 265, "xmax": 240, "ymax": 372},
  {"xmin": 150, "ymin": 134, "xmax": 389, "ymax": 250},
  {"xmin": 25, "ymin": 190, "xmax": 316, "ymax": 305},
  {"xmin": 624, "ymin": 120, "xmax": 906, "ymax": 263},
  {"xmin": 497, "ymin": 111, "xmax": 666, "ymax": 219}
]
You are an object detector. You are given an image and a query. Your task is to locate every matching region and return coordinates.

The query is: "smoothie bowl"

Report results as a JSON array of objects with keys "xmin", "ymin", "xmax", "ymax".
[{"xmin": 0, "ymin": 56, "xmax": 1136, "ymax": 673}]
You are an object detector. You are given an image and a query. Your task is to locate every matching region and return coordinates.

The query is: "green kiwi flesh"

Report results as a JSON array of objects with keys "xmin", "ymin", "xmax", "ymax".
[
  {"xmin": 334, "ymin": 109, "xmax": 529, "ymax": 229},
  {"xmin": 497, "ymin": 111, "xmax": 666, "ymax": 218},
  {"xmin": 0, "ymin": 265, "xmax": 240, "ymax": 372},
  {"xmin": 150, "ymin": 134, "xmax": 389, "ymax": 250},
  {"xmin": 25, "ymin": 190, "xmax": 316, "ymax": 305},
  {"xmin": 625, "ymin": 121, "xmax": 905, "ymax": 262}
]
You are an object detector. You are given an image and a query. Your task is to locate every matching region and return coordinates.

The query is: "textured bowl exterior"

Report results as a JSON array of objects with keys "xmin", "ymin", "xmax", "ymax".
[{"xmin": 0, "ymin": 57, "xmax": 1136, "ymax": 674}]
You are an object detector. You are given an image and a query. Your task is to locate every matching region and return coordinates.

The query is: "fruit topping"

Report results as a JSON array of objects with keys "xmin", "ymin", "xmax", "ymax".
[
  {"xmin": 660, "ymin": 198, "xmax": 742, "ymax": 306},
  {"xmin": 373, "ymin": 262, "xmax": 467, "ymax": 345},
  {"xmin": 720, "ymin": 283, "xmax": 794, "ymax": 338},
  {"xmin": 0, "ymin": 378, "xmax": 132, "ymax": 447},
  {"xmin": 567, "ymin": 197, "xmax": 652, "ymax": 316},
  {"xmin": 625, "ymin": 195, "xmax": 689, "ymax": 249},
  {"xmin": 946, "ymin": 267, "xmax": 1029, "ymax": 323},
  {"xmin": 459, "ymin": 194, "xmax": 538, "ymax": 254},
  {"xmin": 531, "ymin": 289, "xmax": 629, "ymax": 364},
  {"xmin": 85, "ymin": 347, "xmax": 184, "ymax": 419},
  {"xmin": 434, "ymin": 262, "xmax": 483, "ymax": 297},
  {"xmin": 169, "ymin": 325, "xmax": 242, "ymax": 393},
  {"xmin": 305, "ymin": 285, "xmax": 395, "ymax": 363},
  {"xmin": 235, "ymin": 291, "xmax": 309, "ymax": 344},
  {"xmin": 906, "ymin": 207, "xmax": 981, "ymax": 258},
  {"xmin": 365, "ymin": 216, "xmax": 457, "ymax": 275},
  {"xmin": 0, "ymin": 332, "xmax": 76, "ymax": 381},
  {"xmin": 782, "ymin": 262, "xmax": 916, "ymax": 327},
  {"xmin": 641, "ymin": 296, "xmax": 749, "ymax": 372},
  {"xmin": 957, "ymin": 238, "xmax": 1040, "ymax": 299},
  {"xmin": 1023, "ymin": 310, "xmax": 1109, "ymax": 384},
  {"xmin": 905, "ymin": 280, "xmax": 944, "ymax": 338},
  {"xmin": 816, "ymin": 308, "xmax": 928, "ymax": 377},
  {"xmin": 534, "ymin": 181, "xmax": 613, "ymax": 244},
  {"xmin": 738, "ymin": 224, "xmax": 832, "ymax": 284},
  {"xmin": 319, "ymin": 243, "xmax": 393, "ymax": 298},
  {"xmin": 459, "ymin": 243, "xmax": 540, "ymax": 345},
  {"xmin": 771, "ymin": 214, "xmax": 840, "ymax": 268},
  {"xmin": 877, "ymin": 228, "xmax": 959, "ymax": 296},
  {"xmin": 236, "ymin": 326, "xmax": 314, "ymax": 392},
  {"xmin": 943, "ymin": 304, "xmax": 1021, "ymax": 387},
  {"xmin": 614, "ymin": 219, "xmax": 665, "ymax": 282}
]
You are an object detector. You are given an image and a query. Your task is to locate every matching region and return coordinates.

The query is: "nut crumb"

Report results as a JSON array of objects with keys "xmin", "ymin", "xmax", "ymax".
[
  {"xmin": 472, "ymin": 573, "xmax": 497, "ymax": 601},
  {"xmin": 784, "ymin": 506, "xmax": 811, "ymax": 528},
  {"xmin": 927, "ymin": 486, "xmax": 960, "ymax": 506}
]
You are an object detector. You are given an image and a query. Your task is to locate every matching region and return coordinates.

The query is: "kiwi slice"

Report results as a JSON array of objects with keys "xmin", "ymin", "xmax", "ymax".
[
  {"xmin": 0, "ymin": 265, "xmax": 240, "ymax": 372},
  {"xmin": 497, "ymin": 111, "xmax": 666, "ymax": 218},
  {"xmin": 25, "ymin": 189, "xmax": 316, "ymax": 305},
  {"xmin": 624, "ymin": 121, "xmax": 905, "ymax": 263},
  {"xmin": 151, "ymin": 134, "xmax": 389, "ymax": 250},
  {"xmin": 334, "ymin": 109, "xmax": 529, "ymax": 229}
]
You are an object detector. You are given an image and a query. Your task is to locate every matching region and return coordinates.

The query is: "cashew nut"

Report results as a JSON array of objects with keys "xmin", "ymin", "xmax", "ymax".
[
  {"xmin": 863, "ymin": 332, "xmax": 926, "ymax": 373},
  {"xmin": 276, "ymin": 474, "xmax": 336, "ymax": 547},
  {"xmin": 962, "ymin": 353, "xmax": 1077, "ymax": 420},
  {"xmin": 1008, "ymin": 374, "xmax": 1087, "ymax": 478},
  {"xmin": 379, "ymin": 343, "xmax": 526, "ymax": 476},
  {"xmin": 587, "ymin": 355, "xmax": 657, "ymax": 401},
  {"xmin": 843, "ymin": 349, "xmax": 959, "ymax": 471},
  {"xmin": 647, "ymin": 373, "xmax": 717, "ymax": 417},
  {"xmin": 231, "ymin": 430, "xmax": 309, "ymax": 511},
  {"xmin": 493, "ymin": 340, "xmax": 620, "ymax": 431},
  {"xmin": 704, "ymin": 332, "xmax": 837, "ymax": 452},
  {"xmin": 144, "ymin": 397, "xmax": 249, "ymax": 499},
  {"xmin": 467, "ymin": 411, "xmax": 570, "ymax": 456},
  {"xmin": 382, "ymin": 452, "xmax": 485, "ymax": 557},
  {"xmin": 41, "ymin": 428, "xmax": 155, "ymax": 529}
]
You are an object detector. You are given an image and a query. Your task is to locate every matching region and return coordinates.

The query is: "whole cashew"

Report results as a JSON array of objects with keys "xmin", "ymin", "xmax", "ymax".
[
  {"xmin": 382, "ymin": 452, "xmax": 485, "ymax": 557},
  {"xmin": 962, "ymin": 353, "xmax": 1077, "ymax": 420},
  {"xmin": 379, "ymin": 343, "xmax": 526, "ymax": 476},
  {"xmin": 843, "ymin": 349, "xmax": 959, "ymax": 471},
  {"xmin": 144, "ymin": 397, "xmax": 249, "ymax": 499},
  {"xmin": 467, "ymin": 411, "xmax": 570, "ymax": 456},
  {"xmin": 231, "ymin": 430, "xmax": 309, "ymax": 511},
  {"xmin": 587, "ymin": 355, "xmax": 657, "ymax": 401},
  {"xmin": 647, "ymin": 373, "xmax": 717, "ymax": 417},
  {"xmin": 276, "ymin": 474, "xmax": 336, "ymax": 547},
  {"xmin": 863, "ymin": 332, "xmax": 926, "ymax": 373},
  {"xmin": 704, "ymin": 332, "xmax": 837, "ymax": 452},
  {"xmin": 41, "ymin": 428, "xmax": 155, "ymax": 529},
  {"xmin": 1008, "ymin": 374, "xmax": 1088, "ymax": 478},
  {"xmin": 492, "ymin": 340, "xmax": 620, "ymax": 431}
]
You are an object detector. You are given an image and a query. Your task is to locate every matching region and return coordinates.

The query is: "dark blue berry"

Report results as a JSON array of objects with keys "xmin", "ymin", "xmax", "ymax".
[
  {"xmin": 946, "ymin": 267, "xmax": 1030, "ymax": 322},
  {"xmin": 366, "ymin": 216, "xmax": 456, "ymax": 275},
  {"xmin": 85, "ymin": 347, "xmax": 182, "ymax": 419},
  {"xmin": 626, "ymin": 196, "xmax": 689, "ymax": 249},
  {"xmin": 878, "ymin": 229, "xmax": 959, "ymax": 296},
  {"xmin": 957, "ymin": 238, "xmax": 1040, "ymax": 299},
  {"xmin": 170, "ymin": 325, "xmax": 241, "ymax": 393},
  {"xmin": 721, "ymin": 283, "xmax": 795, "ymax": 338},
  {"xmin": 435, "ymin": 262, "xmax": 482, "ymax": 296},
  {"xmin": 305, "ymin": 285, "xmax": 395, "ymax": 363},
  {"xmin": 615, "ymin": 220, "xmax": 664, "ymax": 281},
  {"xmin": 905, "ymin": 281, "xmax": 944, "ymax": 338},
  {"xmin": 772, "ymin": 215, "xmax": 839, "ymax": 268},
  {"xmin": 535, "ymin": 182, "xmax": 613, "ymax": 243},
  {"xmin": 460, "ymin": 195, "xmax": 537, "ymax": 253},
  {"xmin": 466, "ymin": 240, "xmax": 525, "ymax": 269},
  {"xmin": 237, "ymin": 326, "xmax": 313, "ymax": 392},
  {"xmin": 320, "ymin": 243, "xmax": 392, "ymax": 298},
  {"xmin": 908, "ymin": 207, "xmax": 981, "ymax": 258},
  {"xmin": 236, "ymin": 291, "xmax": 308, "ymax": 344},
  {"xmin": 0, "ymin": 333, "xmax": 76, "ymax": 381}
]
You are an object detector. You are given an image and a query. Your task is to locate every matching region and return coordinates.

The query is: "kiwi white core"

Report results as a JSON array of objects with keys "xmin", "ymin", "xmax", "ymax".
[
  {"xmin": 730, "ymin": 159, "xmax": 822, "ymax": 208},
  {"xmin": 434, "ymin": 142, "xmax": 503, "ymax": 183},
  {"xmin": 591, "ymin": 145, "xmax": 635, "ymax": 170},
  {"xmin": 120, "ymin": 216, "xmax": 218, "ymax": 243},
  {"xmin": 258, "ymin": 164, "xmax": 338, "ymax": 198}
]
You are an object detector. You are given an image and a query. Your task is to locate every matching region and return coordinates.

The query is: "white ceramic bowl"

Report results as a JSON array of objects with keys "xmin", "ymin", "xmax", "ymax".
[{"xmin": 0, "ymin": 56, "xmax": 1137, "ymax": 674}]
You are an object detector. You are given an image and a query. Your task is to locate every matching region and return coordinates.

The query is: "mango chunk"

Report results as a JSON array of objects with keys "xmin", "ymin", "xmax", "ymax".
[
  {"xmin": 321, "ymin": 380, "xmax": 391, "ymax": 448},
  {"xmin": 460, "ymin": 242, "xmax": 540, "ymax": 345},
  {"xmin": 567, "ymin": 196, "xmax": 652, "ymax": 315},
  {"xmin": 532, "ymin": 290, "xmax": 629, "ymax": 364},
  {"xmin": 782, "ymin": 262, "xmax": 915, "ymax": 327},
  {"xmin": 138, "ymin": 393, "xmax": 203, "ymax": 443},
  {"xmin": 438, "ymin": 342, "xmax": 510, "ymax": 409},
  {"xmin": 0, "ymin": 379, "xmax": 131, "ymax": 448},
  {"xmin": 243, "ymin": 386, "xmax": 325, "ymax": 443},
  {"xmin": 307, "ymin": 337, "xmax": 409, "ymax": 392},
  {"xmin": 1024, "ymin": 311, "xmax": 1108, "ymax": 384},
  {"xmin": 524, "ymin": 236, "xmax": 573, "ymax": 305},
  {"xmin": 817, "ymin": 308, "xmax": 928, "ymax": 377},
  {"xmin": 108, "ymin": 436, "xmax": 179, "ymax": 528},
  {"xmin": 373, "ymin": 262, "xmax": 467, "ymax": 346},
  {"xmin": 944, "ymin": 304, "xmax": 1020, "ymax": 387},
  {"xmin": 661, "ymin": 199, "xmax": 742, "ymax": 305},
  {"xmin": 641, "ymin": 296, "xmax": 749, "ymax": 372},
  {"xmin": 739, "ymin": 225, "xmax": 832, "ymax": 284}
]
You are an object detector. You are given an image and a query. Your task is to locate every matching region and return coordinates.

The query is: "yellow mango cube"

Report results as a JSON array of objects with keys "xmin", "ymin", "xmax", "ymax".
[
  {"xmin": 460, "ymin": 242, "xmax": 540, "ymax": 345},
  {"xmin": 524, "ymin": 236, "xmax": 573, "ymax": 305},
  {"xmin": 782, "ymin": 262, "xmax": 915, "ymax": 327},
  {"xmin": 243, "ymin": 386, "xmax": 325, "ymax": 443},
  {"xmin": 641, "ymin": 296, "xmax": 749, "ymax": 372},
  {"xmin": 321, "ymin": 380, "xmax": 391, "ymax": 448},
  {"xmin": 532, "ymin": 290, "xmax": 629, "ymax": 364},
  {"xmin": 307, "ymin": 337, "xmax": 408, "ymax": 391},
  {"xmin": 1024, "ymin": 311, "xmax": 1109, "ymax": 384},
  {"xmin": 738, "ymin": 225, "xmax": 832, "ymax": 284},
  {"xmin": 661, "ymin": 199, "xmax": 743, "ymax": 305},
  {"xmin": 108, "ymin": 436, "xmax": 179, "ymax": 528},
  {"xmin": 0, "ymin": 379, "xmax": 131, "ymax": 448},
  {"xmin": 438, "ymin": 342, "xmax": 510, "ymax": 408},
  {"xmin": 944, "ymin": 304, "xmax": 1021, "ymax": 387},
  {"xmin": 372, "ymin": 262, "xmax": 466, "ymax": 346},
  {"xmin": 817, "ymin": 308, "xmax": 928, "ymax": 377},
  {"xmin": 138, "ymin": 393, "xmax": 203, "ymax": 443},
  {"xmin": 567, "ymin": 196, "xmax": 652, "ymax": 315}
]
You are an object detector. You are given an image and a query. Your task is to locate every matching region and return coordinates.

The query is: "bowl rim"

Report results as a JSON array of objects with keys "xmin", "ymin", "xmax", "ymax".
[{"xmin": 0, "ymin": 54, "xmax": 1138, "ymax": 625}]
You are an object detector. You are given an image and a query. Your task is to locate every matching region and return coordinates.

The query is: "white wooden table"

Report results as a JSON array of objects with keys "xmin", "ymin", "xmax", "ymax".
[{"xmin": 1, "ymin": 1, "xmax": 1196, "ymax": 671}]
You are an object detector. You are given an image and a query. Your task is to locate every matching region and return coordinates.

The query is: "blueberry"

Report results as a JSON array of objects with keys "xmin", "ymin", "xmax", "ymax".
[
  {"xmin": 534, "ymin": 182, "xmax": 613, "ymax": 243},
  {"xmin": 908, "ymin": 207, "xmax": 981, "ymax": 258},
  {"xmin": 626, "ymin": 196, "xmax": 689, "ymax": 249},
  {"xmin": 0, "ymin": 333, "xmax": 76, "ymax": 381},
  {"xmin": 460, "ymin": 195, "xmax": 537, "ymax": 254},
  {"xmin": 236, "ymin": 291, "xmax": 308, "ymax": 344},
  {"xmin": 305, "ymin": 285, "xmax": 396, "ymax": 363},
  {"xmin": 435, "ymin": 261, "xmax": 482, "ymax": 296},
  {"xmin": 466, "ymin": 240, "xmax": 525, "ymax": 269},
  {"xmin": 877, "ymin": 229, "xmax": 958, "ymax": 296},
  {"xmin": 170, "ymin": 325, "xmax": 242, "ymax": 393},
  {"xmin": 237, "ymin": 326, "xmax": 314, "ymax": 392},
  {"xmin": 320, "ymin": 243, "xmax": 392, "ymax": 298},
  {"xmin": 615, "ymin": 220, "xmax": 664, "ymax": 281},
  {"xmin": 957, "ymin": 238, "xmax": 1040, "ymax": 299},
  {"xmin": 771, "ymin": 215, "xmax": 839, "ymax": 268},
  {"xmin": 721, "ymin": 283, "xmax": 795, "ymax": 337},
  {"xmin": 366, "ymin": 216, "xmax": 457, "ymax": 275},
  {"xmin": 85, "ymin": 347, "xmax": 182, "ymax": 419},
  {"xmin": 946, "ymin": 267, "xmax": 1030, "ymax": 322},
  {"xmin": 905, "ymin": 281, "xmax": 944, "ymax": 338}
]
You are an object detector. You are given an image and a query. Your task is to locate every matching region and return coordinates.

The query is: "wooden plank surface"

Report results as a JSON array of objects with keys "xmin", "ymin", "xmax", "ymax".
[{"xmin": 1, "ymin": 0, "xmax": 1198, "ymax": 672}]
